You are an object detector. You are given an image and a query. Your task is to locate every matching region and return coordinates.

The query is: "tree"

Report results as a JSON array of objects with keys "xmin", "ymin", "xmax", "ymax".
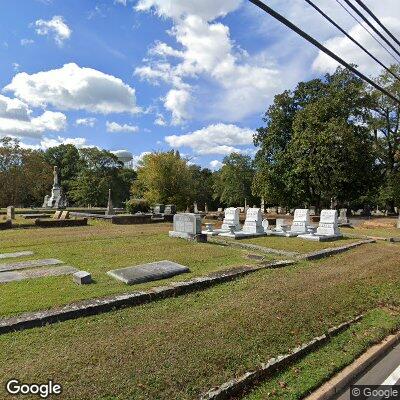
[
  {"xmin": 131, "ymin": 151, "xmax": 193, "ymax": 210},
  {"xmin": 213, "ymin": 153, "xmax": 256, "ymax": 206},
  {"xmin": 188, "ymin": 165, "xmax": 216, "ymax": 209},
  {"xmin": 0, "ymin": 137, "xmax": 52, "ymax": 207},
  {"xmin": 253, "ymin": 67, "xmax": 375, "ymax": 209},
  {"xmin": 44, "ymin": 144, "xmax": 80, "ymax": 193},
  {"xmin": 69, "ymin": 148, "xmax": 127, "ymax": 207},
  {"xmin": 369, "ymin": 64, "xmax": 400, "ymax": 212}
]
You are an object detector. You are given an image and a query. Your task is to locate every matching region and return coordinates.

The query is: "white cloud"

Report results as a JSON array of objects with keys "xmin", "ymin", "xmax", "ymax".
[
  {"xmin": 210, "ymin": 160, "xmax": 223, "ymax": 170},
  {"xmin": 0, "ymin": 94, "xmax": 66, "ymax": 138},
  {"xmin": 40, "ymin": 136, "xmax": 87, "ymax": 149},
  {"xmin": 154, "ymin": 113, "xmax": 166, "ymax": 126},
  {"xmin": 75, "ymin": 117, "xmax": 96, "ymax": 127},
  {"xmin": 114, "ymin": 0, "xmax": 127, "ymax": 5},
  {"xmin": 135, "ymin": 0, "xmax": 242, "ymax": 21},
  {"xmin": 35, "ymin": 15, "xmax": 71, "ymax": 46},
  {"xmin": 12, "ymin": 63, "xmax": 20, "ymax": 72},
  {"xmin": 165, "ymin": 123, "xmax": 254, "ymax": 155},
  {"xmin": 313, "ymin": 16, "xmax": 400, "ymax": 76},
  {"xmin": 20, "ymin": 38, "xmax": 34, "ymax": 46},
  {"xmin": 135, "ymin": 7, "xmax": 280, "ymax": 124},
  {"xmin": 106, "ymin": 121, "xmax": 139, "ymax": 133},
  {"xmin": 4, "ymin": 63, "xmax": 139, "ymax": 114},
  {"xmin": 164, "ymin": 88, "xmax": 191, "ymax": 125}
]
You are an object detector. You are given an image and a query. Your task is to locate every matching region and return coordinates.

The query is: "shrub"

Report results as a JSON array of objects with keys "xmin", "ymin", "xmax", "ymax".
[{"xmin": 126, "ymin": 198, "xmax": 150, "ymax": 214}]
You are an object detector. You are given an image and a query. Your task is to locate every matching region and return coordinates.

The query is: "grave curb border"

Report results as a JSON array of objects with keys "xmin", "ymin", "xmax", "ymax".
[
  {"xmin": 199, "ymin": 315, "xmax": 364, "ymax": 400},
  {"xmin": 0, "ymin": 259, "xmax": 295, "ymax": 335}
]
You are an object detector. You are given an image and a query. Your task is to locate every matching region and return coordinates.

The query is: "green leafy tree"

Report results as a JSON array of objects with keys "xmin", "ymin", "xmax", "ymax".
[
  {"xmin": 253, "ymin": 67, "xmax": 375, "ymax": 209},
  {"xmin": 0, "ymin": 137, "xmax": 52, "ymax": 207},
  {"xmin": 44, "ymin": 144, "xmax": 80, "ymax": 193},
  {"xmin": 69, "ymin": 148, "xmax": 126, "ymax": 207},
  {"xmin": 188, "ymin": 165, "xmax": 216, "ymax": 209},
  {"xmin": 131, "ymin": 151, "xmax": 193, "ymax": 210},
  {"xmin": 213, "ymin": 153, "xmax": 256, "ymax": 206},
  {"xmin": 369, "ymin": 64, "xmax": 400, "ymax": 211}
]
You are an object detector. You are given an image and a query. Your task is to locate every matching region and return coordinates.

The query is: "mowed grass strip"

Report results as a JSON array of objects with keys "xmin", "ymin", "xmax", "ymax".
[
  {"xmin": 0, "ymin": 242, "xmax": 398, "ymax": 400},
  {"xmin": 0, "ymin": 221, "xmax": 269, "ymax": 317},
  {"xmin": 342, "ymin": 226, "xmax": 400, "ymax": 239},
  {"xmin": 244, "ymin": 235, "xmax": 359, "ymax": 253},
  {"xmin": 243, "ymin": 307, "xmax": 400, "ymax": 400}
]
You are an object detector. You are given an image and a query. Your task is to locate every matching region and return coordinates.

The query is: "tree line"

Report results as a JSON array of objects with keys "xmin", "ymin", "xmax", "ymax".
[{"xmin": 1, "ymin": 65, "xmax": 399, "ymax": 212}]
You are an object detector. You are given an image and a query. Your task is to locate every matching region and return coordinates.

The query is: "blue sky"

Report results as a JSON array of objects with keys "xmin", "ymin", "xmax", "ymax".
[{"xmin": 0, "ymin": 0, "xmax": 397, "ymax": 169}]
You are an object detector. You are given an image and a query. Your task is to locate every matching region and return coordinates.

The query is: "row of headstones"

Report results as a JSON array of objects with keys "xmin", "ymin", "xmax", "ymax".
[
  {"xmin": 153, "ymin": 204, "xmax": 177, "ymax": 215},
  {"xmin": 203, "ymin": 207, "xmax": 342, "ymax": 240}
]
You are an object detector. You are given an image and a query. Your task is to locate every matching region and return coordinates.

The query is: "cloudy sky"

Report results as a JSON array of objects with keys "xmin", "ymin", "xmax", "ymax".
[{"xmin": 0, "ymin": 0, "xmax": 398, "ymax": 169}]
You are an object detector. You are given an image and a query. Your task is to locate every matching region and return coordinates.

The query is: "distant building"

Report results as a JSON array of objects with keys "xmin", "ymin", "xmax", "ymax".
[{"xmin": 112, "ymin": 150, "xmax": 134, "ymax": 169}]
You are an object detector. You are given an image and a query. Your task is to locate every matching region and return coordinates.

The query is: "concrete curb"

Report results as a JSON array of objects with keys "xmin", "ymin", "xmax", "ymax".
[
  {"xmin": 304, "ymin": 331, "xmax": 400, "ymax": 400},
  {"xmin": 0, "ymin": 259, "xmax": 295, "ymax": 335},
  {"xmin": 298, "ymin": 239, "xmax": 376, "ymax": 261},
  {"xmin": 208, "ymin": 238, "xmax": 300, "ymax": 257},
  {"xmin": 200, "ymin": 316, "xmax": 363, "ymax": 400}
]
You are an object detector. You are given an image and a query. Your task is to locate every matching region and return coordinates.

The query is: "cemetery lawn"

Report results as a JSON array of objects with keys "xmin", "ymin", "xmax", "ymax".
[
  {"xmin": 342, "ymin": 226, "xmax": 400, "ymax": 239},
  {"xmin": 0, "ymin": 221, "xmax": 273, "ymax": 317},
  {"xmin": 243, "ymin": 307, "xmax": 400, "ymax": 400},
  {"xmin": 244, "ymin": 235, "xmax": 359, "ymax": 253},
  {"xmin": 0, "ymin": 242, "xmax": 399, "ymax": 400}
]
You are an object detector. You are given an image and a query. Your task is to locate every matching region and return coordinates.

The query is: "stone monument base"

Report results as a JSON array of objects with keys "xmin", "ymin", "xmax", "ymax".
[
  {"xmin": 169, "ymin": 231, "xmax": 207, "ymax": 242},
  {"xmin": 297, "ymin": 233, "xmax": 342, "ymax": 242}
]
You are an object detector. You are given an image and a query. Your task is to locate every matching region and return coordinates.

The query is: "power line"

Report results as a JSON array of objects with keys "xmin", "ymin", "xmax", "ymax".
[
  {"xmin": 247, "ymin": 0, "xmax": 400, "ymax": 105},
  {"xmin": 341, "ymin": 0, "xmax": 400, "ymax": 60},
  {"xmin": 304, "ymin": 0, "xmax": 400, "ymax": 82},
  {"xmin": 336, "ymin": 0, "xmax": 400, "ymax": 64},
  {"xmin": 353, "ymin": 0, "xmax": 400, "ymax": 49}
]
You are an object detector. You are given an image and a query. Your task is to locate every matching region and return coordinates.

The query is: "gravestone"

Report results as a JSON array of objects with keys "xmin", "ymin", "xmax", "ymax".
[
  {"xmin": 204, "ymin": 203, "xmax": 208, "ymax": 213},
  {"xmin": 43, "ymin": 166, "xmax": 68, "ymax": 209},
  {"xmin": 298, "ymin": 209, "xmax": 342, "ymax": 241},
  {"xmin": 164, "ymin": 204, "xmax": 176, "ymax": 215},
  {"xmin": 0, "ymin": 265, "xmax": 78, "ymax": 284},
  {"xmin": 53, "ymin": 211, "xmax": 62, "ymax": 219},
  {"xmin": 262, "ymin": 219, "xmax": 272, "ymax": 234},
  {"xmin": 338, "ymin": 208, "xmax": 349, "ymax": 226},
  {"xmin": 0, "ymin": 251, "xmax": 34, "ymax": 259},
  {"xmin": 288, "ymin": 209, "xmax": 311, "ymax": 236},
  {"xmin": 105, "ymin": 188, "xmax": 115, "ymax": 216},
  {"xmin": 169, "ymin": 213, "xmax": 206, "ymax": 242},
  {"xmin": 0, "ymin": 258, "xmax": 63, "ymax": 273},
  {"xmin": 154, "ymin": 204, "xmax": 165, "ymax": 214},
  {"xmin": 220, "ymin": 207, "xmax": 241, "ymax": 232},
  {"xmin": 73, "ymin": 271, "xmax": 92, "ymax": 285},
  {"xmin": 42, "ymin": 195, "xmax": 50, "ymax": 208},
  {"xmin": 107, "ymin": 260, "xmax": 190, "ymax": 285},
  {"xmin": 60, "ymin": 211, "xmax": 70, "ymax": 220},
  {"xmin": 241, "ymin": 208, "xmax": 264, "ymax": 235},
  {"xmin": 397, "ymin": 214, "xmax": 400, "ymax": 229},
  {"xmin": 193, "ymin": 202, "xmax": 198, "ymax": 213},
  {"xmin": 270, "ymin": 218, "xmax": 291, "ymax": 236},
  {"xmin": 6, "ymin": 206, "xmax": 15, "ymax": 220}
]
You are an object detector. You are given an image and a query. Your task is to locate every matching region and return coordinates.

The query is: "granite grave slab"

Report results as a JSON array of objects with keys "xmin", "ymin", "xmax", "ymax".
[
  {"xmin": 0, "ymin": 258, "xmax": 63, "ymax": 273},
  {"xmin": 107, "ymin": 260, "xmax": 190, "ymax": 285},
  {"xmin": 0, "ymin": 265, "xmax": 78, "ymax": 284},
  {"xmin": 0, "ymin": 251, "xmax": 34, "ymax": 259}
]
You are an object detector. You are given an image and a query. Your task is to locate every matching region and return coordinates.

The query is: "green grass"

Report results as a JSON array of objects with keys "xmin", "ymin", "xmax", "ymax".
[
  {"xmin": 0, "ymin": 221, "xmax": 269, "ymax": 317},
  {"xmin": 342, "ymin": 226, "xmax": 400, "ymax": 239},
  {"xmin": 0, "ymin": 242, "xmax": 398, "ymax": 400},
  {"xmin": 243, "ymin": 307, "xmax": 400, "ymax": 399},
  {"xmin": 243, "ymin": 235, "xmax": 359, "ymax": 253}
]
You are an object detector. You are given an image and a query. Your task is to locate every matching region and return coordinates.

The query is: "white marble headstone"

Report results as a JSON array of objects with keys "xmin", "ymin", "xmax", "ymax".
[
  {"xmin": 221, "ymin": 207, "xmax": 241, "ymax": 231},
  {"xmin": 242, "ymin": 208, "xmax": 264, "ymax": 234},
  {"xmin": 289, "ymin": 209, "xmax": 310, "ymax": 234},
  {"xmin": 316, "ymin": 210, "xmax": 340, "ymax": 236}
]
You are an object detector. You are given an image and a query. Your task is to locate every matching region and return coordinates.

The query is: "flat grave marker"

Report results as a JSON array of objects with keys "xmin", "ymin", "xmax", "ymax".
[
  {"xmin": 0, "ymin": 258, "xmax": 63, "ymax": 273},
  {"xmin": 0, "ymin": 266, "xmax": 78, "ymax": 284},
  {"xmin": 107, "ymin": 260, "xmax": 190, "ymax": 285},
  {"xmin": 0, "ymin": 251, "xmax": 34, "ymax": 260}
]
